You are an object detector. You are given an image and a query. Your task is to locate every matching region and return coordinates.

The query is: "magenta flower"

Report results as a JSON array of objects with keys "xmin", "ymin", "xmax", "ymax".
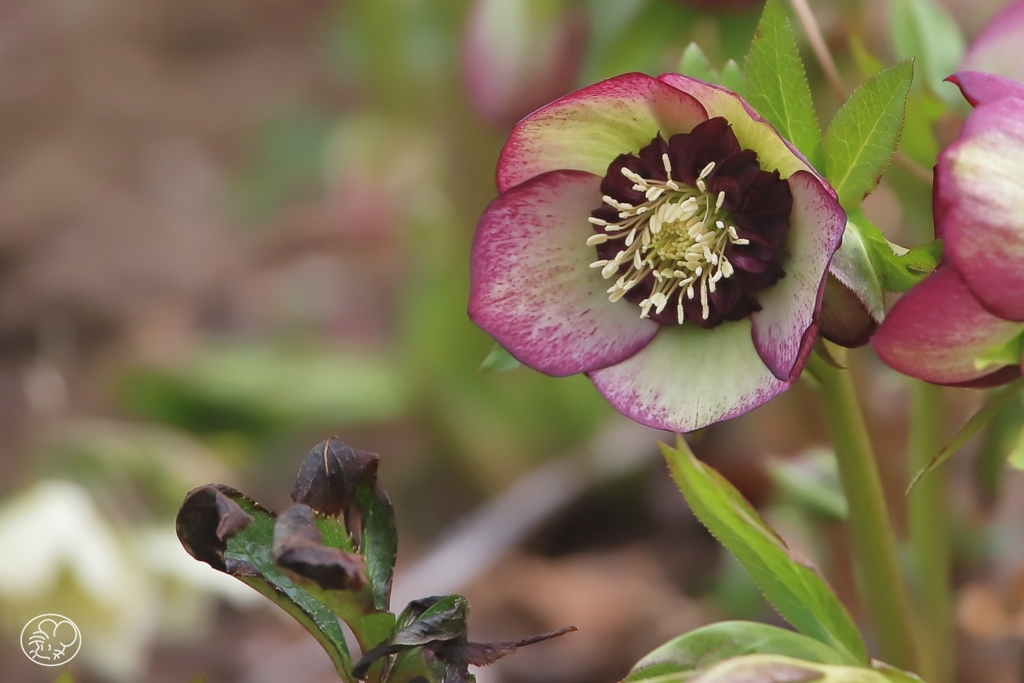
[
  {"xmin": 469, "ymin": 73, "xmax": 846, "ymax": 432},
  {"xmin": 872, "ymin": 73, "xmax": 1024, "ymax": 386}
]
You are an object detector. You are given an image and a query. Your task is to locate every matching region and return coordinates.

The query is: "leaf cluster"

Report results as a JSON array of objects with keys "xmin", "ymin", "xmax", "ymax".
[{"xmin": 175, "ymin": 439, "xmax": 574, "ymax": 683}]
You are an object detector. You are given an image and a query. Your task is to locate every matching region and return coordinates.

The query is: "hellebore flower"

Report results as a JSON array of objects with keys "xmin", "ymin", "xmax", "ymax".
[
  {"xmin": 469, "ymin": 73, "xmax": 846, "ymax": 432},
  {"xmin": 872, "ymin": 73, "xmax": 1024, "ymax": 386}
]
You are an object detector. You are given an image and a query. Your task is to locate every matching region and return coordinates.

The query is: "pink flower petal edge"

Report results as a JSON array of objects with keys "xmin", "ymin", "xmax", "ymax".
[
  {"xmin": 751, "ymin": 171, "xmax": 845, "ymax": 380},
  {"xmin": 936, "ymin": 96, "xmax": 1024, "ymax": 322},
  {"xmin": 496, "ymin": 72, "xmax": 708, "ymax": 193},
  {"xmin": 469, "ymin": 169, "xmax": 659, "ymax": 377},
  {"xmin": 589, "ymin": 318, "xmax": 817, "ymax": 433},
  {"xmin": 871, "ymin": 266, "xmax": 1024, "ymax": 386},
  {"xmin": 946, "ymin": 71, "xmax": 1024, "ymax": 107}
]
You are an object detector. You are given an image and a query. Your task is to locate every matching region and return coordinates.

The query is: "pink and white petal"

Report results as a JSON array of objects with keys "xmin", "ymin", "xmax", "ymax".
[
  {"xmin": 751, "ymin": 171, "xmax": 845, "ymax": 379},
  {"xmin": 936, "ymin": 97, "xmax": 1024, "ymax": 321},
  {"xmin": 960, "ymin": 1, "xmax": 1024, "ymax": 85},
  {"xmin": 871, "ymin": 266, "xmax": 1024, "ymax": 386},
  {"xmin": 946, "ymin": 72, "xmax": 1024, "ymax": 107},
  {"xmin": 496, "ymin": 73, "xmax": 708, "ymax": 192},
  {"xmin": 658, "ymin": 73, "xmax": 816, "ymax": 181},
  {"xmin": 470, "ymin": 170, "xmax": 659, "ymax": 376},
  {"xmin": 589, "ymin": 318, "xmax": 803, "ymax": 433}
]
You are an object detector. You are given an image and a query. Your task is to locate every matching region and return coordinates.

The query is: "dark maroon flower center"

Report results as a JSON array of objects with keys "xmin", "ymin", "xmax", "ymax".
[{"xmin": 588, "ymin": 117, "xmax": 792, "ymax": 328}]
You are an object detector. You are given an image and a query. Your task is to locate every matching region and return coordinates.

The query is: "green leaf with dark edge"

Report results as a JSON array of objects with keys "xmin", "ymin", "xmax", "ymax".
[
  {"xmin": 292, "ymin": 439, "xmax": 397, "ymax": 610},
  {"xmin": 743, "ymin": 0, "xmax": 822, "ymax": 169},
  {"xmin": 844, "ymin": 208, "xmax": 941, "ymax": 294},
  {"xmin": 354, "ymin": 595, "xmax": 576, "ymax": 682},
  {"xmin": 768, "ymin": 451, "xmax": 848, "ymax": 522},
  {"xmin": 175, "ymin": 485, "xmax": 355, "ymax": 682},
  {"xmin": 479, "ymin": 343, "xmax": 521, "ymax": 373},
  {"xmin": 890, "ymin": 0, "xmax": 965, "ymax": 105},
  {"xmin": 54, "ymin": 670, "xmax": 74, "ymax": 683},
  {"xmin": 908, "ymin": 380, "xmax": 1024, "ymax": 493},
  {"xmin": 625, "ymin": 621, "xmax": 849, "ymax": 682},
  {"xmin": 823, "ymin": 59, "xmax": 913, "ymax": 210},
  {"xmin": 272, "ymin": 503, "xmax": 396, "ymax": 654},
  {"xmin": 355, "ymin": 483, "xmax": 398, "ymax": 611},
  {"xmin": 353, "ymin": 595, "xmax": 470, "ymax": 678},
  {"xmin": 661, "ymin": 439, "xmax": 867, "ymax": 664},
  {"xmin": 679, "ymin": 43, "xmax": 719, "ymax": 85},
  {"xmin": 273, "ymin": 504, "xmax": 368, "ymax": 593}
]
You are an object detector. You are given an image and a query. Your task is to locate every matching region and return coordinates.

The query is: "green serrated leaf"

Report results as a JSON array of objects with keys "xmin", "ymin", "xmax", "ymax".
[
  {"xmin": 679, "ymin": 43, "xmax": 719, "ymax": 84},
  {"xmin": 744, "ymin": 0, "xmax": 822, "ymax": 168},
  {"xmin": 890, "ymin": 0, "xmax": 965, "ymax": 104},
  {"xmin": 626, "ymin": 621, "xmax": 849, "ymax": 681},
  {"xmin": 907, "ymin": 380, "xmax": 1024, "ymax": 492},
  {"xmin": 353, "ymin": 595, "xmax": 470, "ymax": 678},
  {"xmin": 479, "ymin": 343, "xmax": 522, "ymax": 373},
  {"xmin": 316, "ymin": 516, "xmax": 358, "ymax": 554},
  {"xmin": 355, "ymin": 484, "xmax": 398, "ymax": 611},
  {"xmin": 824, "ymin": 60, "xmax": 913, "ymax": 210},
  {"xmin": 662, "ymin": 440, "xmax": 867, "ymax": 665}
]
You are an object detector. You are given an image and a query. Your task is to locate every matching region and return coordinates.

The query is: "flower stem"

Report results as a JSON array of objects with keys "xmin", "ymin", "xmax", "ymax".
[
  {"xmin": 807, "ymin": 348, "xmax": 921, "ymax": 673},
  {"xmin": 908, "ymin": 380, "xmax": 954, "ymax": 683}
]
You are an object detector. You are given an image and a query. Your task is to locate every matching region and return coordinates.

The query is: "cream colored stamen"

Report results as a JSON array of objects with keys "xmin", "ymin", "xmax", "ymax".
[{"xmin": 590, "ymin": 160, "xmax": 750, "ymax": 322}]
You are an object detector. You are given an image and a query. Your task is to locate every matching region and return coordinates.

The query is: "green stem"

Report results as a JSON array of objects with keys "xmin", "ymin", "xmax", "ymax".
[
  {"xmin": 807, "ymin": 349, "xmax": 920, "ymax": 673},
  {"xmin": 908, "ymin": 380, "xmax": 953, "ymax": 683}
]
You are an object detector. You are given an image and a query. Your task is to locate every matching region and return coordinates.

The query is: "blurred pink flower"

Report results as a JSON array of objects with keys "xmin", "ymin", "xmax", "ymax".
[
  {"xmin": 872, "ymin": 73, "xmax": 1024, "ymax": 386},
  {"xmin": 462, "ymin": 0, "xmax": 586, "ymax": 127},
  {"xmin": 469, "ymin": 73, "xmax": 846, "ymax": 432},
  {"xmin": 960, "ymin": 0, "xmax": 1024, "ymax": 85}
]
